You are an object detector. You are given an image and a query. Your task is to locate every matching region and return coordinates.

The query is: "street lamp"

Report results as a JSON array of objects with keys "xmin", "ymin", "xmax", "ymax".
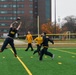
[
  {"xmin": 12, "ymin": 1, "xmax": 14, "ymax": 22},
  {"xmin": 16, "ymin": 0, "xmax": 18, "ymax": 19},
  {"xmin": 54, "ymin": 0, "xmax": 56, "ymax": 34}
]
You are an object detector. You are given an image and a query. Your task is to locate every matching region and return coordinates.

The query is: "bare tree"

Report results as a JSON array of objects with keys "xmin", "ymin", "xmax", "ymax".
[{"xmin": 62, "ymin": 15, "xmax": 76, "ymax": 33}]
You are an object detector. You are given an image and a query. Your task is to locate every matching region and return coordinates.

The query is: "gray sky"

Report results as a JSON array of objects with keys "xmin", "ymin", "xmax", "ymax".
[{"xmin": 52, "ymin": 0, "xmax": 76, "ymax": 22}]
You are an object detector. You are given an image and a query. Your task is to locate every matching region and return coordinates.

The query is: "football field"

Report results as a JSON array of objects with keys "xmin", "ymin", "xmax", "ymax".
[{"xmin": 0, "ymin": 47, "xmax": 76, "ymax": 75}]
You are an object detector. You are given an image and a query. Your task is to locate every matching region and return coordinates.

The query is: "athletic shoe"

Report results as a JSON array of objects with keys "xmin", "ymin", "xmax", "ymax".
[
  {"xmin": 25, "ymin": 50, "xmax": 28, "ymax": 51},
  {"xmin": 14, "ymin": 54, "xmax": 17, "ymax": 57},
  {"xmin": 33, "ymin": 52, "xmax": 35, "ymax": 55},
  {"xmin": 0, "ymin": 50, "xmax": 2, "ymax": 52},
  {"xmin": 52, "ymin": 54, "xmax": 55, "ymax": 60},
  {"xmin": 31, "ymin": 50, "xmax": 33, "ymax": 51},
  {"xmin": 5, "ymin": 47, "xmax": 8, "ymax": 49},
  {"xmin": 39, "ymin": 58, "xmax": 42, "ymax": 61}
]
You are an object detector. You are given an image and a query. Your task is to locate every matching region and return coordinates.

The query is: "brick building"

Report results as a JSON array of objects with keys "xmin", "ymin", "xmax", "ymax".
[{"xmin": 0, "ymin": 0, "xmax": 51, "ymax": 36}]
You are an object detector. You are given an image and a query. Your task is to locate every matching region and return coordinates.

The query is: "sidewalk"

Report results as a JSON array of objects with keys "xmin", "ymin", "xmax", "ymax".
[
  {"xmin": 0, "ymin": 39, "xmax": 26, "ymax": 45},
  {"xmin": 14, "ymin": 39, "xmax": 26, "ymax": 45},
  {"xmin": 0, "ymin": 40, "xmax": 76, "ymax": 48},
  {"xmin": 14, "ymin": 40, "xmax": 76, "ymax": 45},
  {"xmin": 0, "ymin": 39, "xmax": 76, "ymax": 45}
]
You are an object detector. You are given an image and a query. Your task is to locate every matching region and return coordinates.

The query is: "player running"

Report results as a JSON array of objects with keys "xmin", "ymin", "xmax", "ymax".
[
  {"xmin": 25, "ymin": 31, "xmax": 34, "ymax": 51},
  {"xmin": 39, "ymin": 32, "xmax": 54, "ymax": 61},
  {"xmin": 33, "ymin": 34, "xmax": 43, "ymax": 55}
]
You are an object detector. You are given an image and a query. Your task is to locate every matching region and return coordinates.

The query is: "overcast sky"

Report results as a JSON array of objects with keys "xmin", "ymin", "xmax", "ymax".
[{"xmin": 52, "ymin": 0, "xmax": 76, "ymax": 22}]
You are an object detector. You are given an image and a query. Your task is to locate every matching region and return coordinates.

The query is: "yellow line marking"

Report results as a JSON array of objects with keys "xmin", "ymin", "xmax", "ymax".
[
  {"xmin": 58, "ymin": 62, "xmax": 62, "ymax": 65},
  {"xmin": 53, "ymin": 48, "xmax": 76, "ymax": 55},
  {"xmin": 10, "ymin": 49, "xmax": 32, "ymax": 75},
  {"xmin": 3, "ymin": 57, "xmax": 5, "ymax": 58},
  {"xmin": 17, "ymin": 56, "xmax": 32, "ymax": 75},
  {"xmin": 58, "ymin": 56, "xmax": 61, "ymax": 58},
  {"xmin": 72, "ymin": 56, "xmax": 75, "ymax": 58}
]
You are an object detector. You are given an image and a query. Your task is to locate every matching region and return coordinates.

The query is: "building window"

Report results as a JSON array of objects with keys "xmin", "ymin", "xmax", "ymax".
[
  {"xmin": 45, "ymin": 0, "xmax": 50, "ymax": 19},
  {"xmin": 1, "ymin": 23, "xmax": 6, "ymax": 26},
  {"xmin": 3, "ymin": 30, "xmax": 8, "ymax": 32},
  {"xmin": 4, "ymin": 5, "xmax": 7, "ymax": 7},
  {"xmin": 34, "ymin": 12, "xmax": 37, "ymax": 14},
  {"xmin": 17, "ymin": 11, "xmax": 24, "ymax": 14},
  {"xmin": 30, "ymin": 16, "xmax": 33, "ymax": 19},
  {"xmin": 0, "ymin": 11, "xmax": 7, "ymax": 14},
  {"xmin": 0, "ymin": 0, "xmax": 7, "ymax": 1},
  {"xmin": 0, "ymin": 17, "xmax": 17, "ymax": 20},
  {"xmin": 13, "ymin": 5, "xmax": 16, "ymax": 7},
  {"xmin": 29, "ymin": 0, "xmax": 33, "ymax": 2},
  {"xmin": 34, "ymin": 0, "xmax": 37, "ymax": 2},
  {"xmin": 0, "ymin": 10, "xmax": 23, "ymax": 14},
  {"xmin": 29, "ymin": 10, "xmax": 33, "ymax": 14},
  {"xmin": 29, "ymin": 4, "xmax": 33, "ymax": 8},
  {"xmin": 13, "ymin": 0, "xmax": 24, "ymax": 1},
  {"xmin": 35, "ymin": 6, "xmax": 37, "ymax": 8},
  {"xmin": 0, "ymin": 4, "xmax": 24, "ymax": 8}
]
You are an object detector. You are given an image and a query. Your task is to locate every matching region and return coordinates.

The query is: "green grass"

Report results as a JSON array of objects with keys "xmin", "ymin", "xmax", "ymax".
[
  {"xmin": 0, "ymin": 48, "xmax": 76, "ymax": 75},
  {"xmin": 0, "ymin": 39, "xmax": 5, "ymax": 42}
]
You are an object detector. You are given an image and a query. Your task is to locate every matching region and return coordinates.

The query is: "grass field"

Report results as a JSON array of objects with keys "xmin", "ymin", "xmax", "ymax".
[{"xmin": 0, "ymin": 47, "xmax": 76, "ymax": 75}]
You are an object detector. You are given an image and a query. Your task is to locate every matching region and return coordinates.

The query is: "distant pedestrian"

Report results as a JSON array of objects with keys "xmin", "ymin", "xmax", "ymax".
[{"xmin": 25, "ymin": 31, "xmax": 34, "ymax": 51}]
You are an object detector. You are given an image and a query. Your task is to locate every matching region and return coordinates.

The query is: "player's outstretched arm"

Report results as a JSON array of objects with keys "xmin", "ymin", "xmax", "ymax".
[
  {"xmin": 49, "ymin": 39, "xmax": 54, "ymax": 44},
  {"xmin": 17, "ymin": 22, "xmax": 22, "ymax": 30},
  {"xmin": 10, "ymin": 21, "xmax": 17, "ymax": 28}
]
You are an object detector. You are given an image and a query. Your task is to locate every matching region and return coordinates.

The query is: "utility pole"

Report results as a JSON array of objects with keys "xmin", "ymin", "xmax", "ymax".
[
  {"xmin": 54, "ymin": 0, "xmax": 56, "ymax": 34},
  {"xmin": 16, "ymin": 0, "xmax": 18, "ymax": 19}
]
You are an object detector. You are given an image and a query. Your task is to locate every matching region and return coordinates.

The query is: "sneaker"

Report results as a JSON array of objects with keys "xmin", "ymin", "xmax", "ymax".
[
  {"xmin": 38, "ymin": 51, "xmax": 41, "ymax": 55},
  {"xmin": 5, "ymin": 47, "xmax": 8, "ymax": 49},
  {"xmin": 31, "ymin": 50, "xmax": 33, "ymax": 51},
  {"xmin": 52, "ymin": 54, "xmax": 55, "ymax": 60},
  {"xmin": 25, "ymin": 50, "xmax": 28, "ymax": 51},
  {"xmin": 33, "ymin": 52, "xmax": 35, "ymax": 55},
  {"xmin": 14, "ymin": 54, "xmax": 17, "ymax": 57},
  {"xmin": 0, "ymin": 50, "xmax": 2, "ymax": 52}
]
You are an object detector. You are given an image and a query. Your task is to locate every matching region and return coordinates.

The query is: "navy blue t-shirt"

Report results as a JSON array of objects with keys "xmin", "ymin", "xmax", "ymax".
[
  {"xmin": 42, "ymin": 37, "xmax": 54, "ymax": 46},
  {"xmin": 8, "ymin": 28, "xmax": 18, "ymax": 38}
]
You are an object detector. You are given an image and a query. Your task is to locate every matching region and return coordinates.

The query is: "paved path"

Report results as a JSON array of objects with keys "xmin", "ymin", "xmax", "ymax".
[
  {"xmin": 0, "ymin": 39, "xmax": 26, "ymax": 45},
  {"xmin": 0, "ymin": 39, "xmax": 76, "ymax": 45},
  {"xmin": 0, "ymin": 39, "xmax": 76, "ymax": 48},
  {"xmin": 14, "ymin": 40, "xmax": 76, "ymax": 45},
  {"xmin": 14, "ymin": 40, "xmax": 26, "ymax": 44}
]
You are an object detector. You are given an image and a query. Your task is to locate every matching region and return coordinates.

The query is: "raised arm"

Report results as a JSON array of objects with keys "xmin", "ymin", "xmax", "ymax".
[
  {"xmin": 46, "ymin": 36, "xmax": 54, "ymax": 44},
  {"xmin": 10, "ymin": 21, "xmax": 17, "ymax": 28},
  {"xmin": 48, "ymin": 38, "xmax": 54, "ymax": 44},
  {"xmin": 16, "ymin": 22, "xmax": 22, "ymax": 30}
]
